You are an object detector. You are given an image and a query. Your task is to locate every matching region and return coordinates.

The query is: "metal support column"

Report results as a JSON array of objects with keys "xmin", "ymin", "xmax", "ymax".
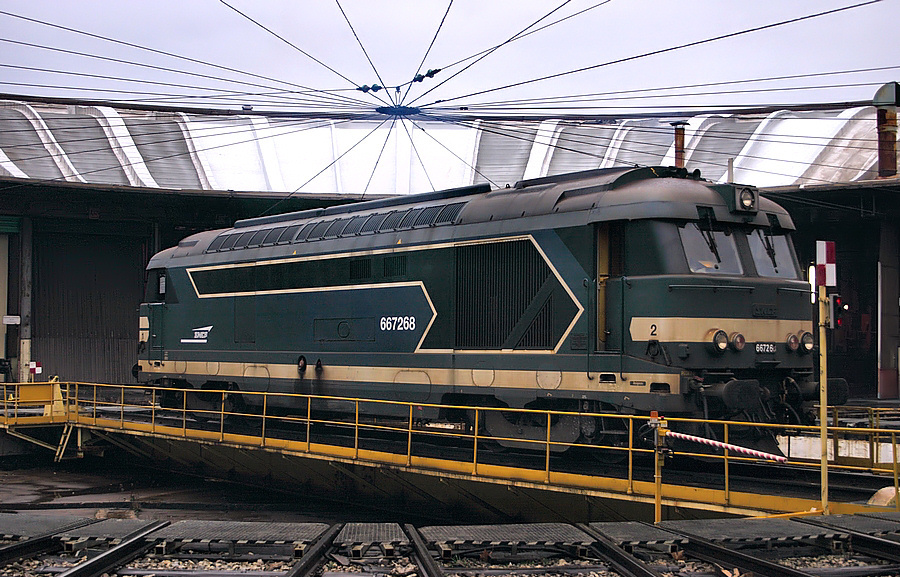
[{"xmin": 17, "ymin": 217, "xmax": 31, "ymax": 383}]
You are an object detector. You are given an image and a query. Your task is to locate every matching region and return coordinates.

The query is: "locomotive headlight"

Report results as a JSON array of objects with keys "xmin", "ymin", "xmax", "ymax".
[
  {"xmin": 729, "ymin": 332, "xmax": 746, "ymax": 351},
  {"xmin": 799, "ymin": 331, "xmax": 814, "ymax": 353},
  {"xmin": 785, "ymin": 334, "xmax": 800, "ymax": 352},
  {"xmin": 739, "ymin": 188, "xmax": 756, "ymax": 210},
  {"xmin": 709, "ymin": 329, "xmax": 728, "ymax": 353}
]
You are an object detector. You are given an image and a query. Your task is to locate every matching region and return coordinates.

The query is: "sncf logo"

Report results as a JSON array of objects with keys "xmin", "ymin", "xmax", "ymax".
[{"xmin": 181, "ymin": 325, "xmax": 213, "ymax": 344}]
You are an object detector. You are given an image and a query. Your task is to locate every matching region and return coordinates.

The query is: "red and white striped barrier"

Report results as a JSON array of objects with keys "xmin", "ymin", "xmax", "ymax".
[{"xmin": 664, "ymin": 430, "xmax": 788, "ymax": 463}]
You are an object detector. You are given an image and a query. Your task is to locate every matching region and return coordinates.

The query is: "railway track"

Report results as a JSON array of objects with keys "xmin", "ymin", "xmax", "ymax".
[{"xmin": 3, "ymin": 513, "xmax": 900, "ymax": 577}]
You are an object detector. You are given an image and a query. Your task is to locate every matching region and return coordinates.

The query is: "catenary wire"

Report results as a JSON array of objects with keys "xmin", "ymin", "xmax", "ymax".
[
  {"xmin": 417, "ymin": 0, "xmax": 884, "ymax": 108},
  {"xmin": 0, "ymin": 37, "xmax": 371, "ymax": 109},
  {"xmin": 217, "ymin": 0, "xmax": 389, "ymax": 107},
  {"xmin": 0, "ymin": 115, "xmax": 344, "ymax": 194},
  {"xmin": 407, "ymin": 0, "xmax": 580, "ymax": 107},
  {"xmin": 260, "ymin": 119, "xmax": 391, "ymax": 215},
  {"xmin": 0, "ymin": 63, "xmax": 370, "ymax": 109},
  {"xmin": 333, "ymin": 0, "xmax": 394, "ymax": 106},
  {"xmin": 407, "ymin": 117, "xmax": 499, "ymax": 187},
  {"xmin": 363, "ymin": 118, "xmax": 397, "ymax": 196},
  {"xmin": 400, "ymin": 0, "xmax": 454, "ymax": 105},
  {"xmin": 399, "ymin": 119, "xmax": 436, "ymax": 192},
  {"xmin": 0, "ymin": 8, "xmax": 372, "ymax": 107},
  {"xmin": 445, "ymin": 65, "xmax": 900, "ymax": 110}
]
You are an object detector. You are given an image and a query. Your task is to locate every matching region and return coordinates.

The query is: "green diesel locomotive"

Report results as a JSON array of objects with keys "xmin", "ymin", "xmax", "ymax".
[{"xmin": 135, "ymin": 166, "xmax": 847, "ymax": 454}]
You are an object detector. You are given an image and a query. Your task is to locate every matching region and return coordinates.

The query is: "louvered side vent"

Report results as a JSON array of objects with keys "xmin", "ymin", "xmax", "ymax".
[
  {"xmin": 455, "ymin": 240, "xmax": 551, "ymax": 349},
  {"xmin": 323, "ymin": 218, "xmax": 349, "ymax": 238},
  {"xmin": 360, "ymin": 213, "xmax": 388, "ymax": 233},
  {"xmin": 384, "ymin": 255, "xmax": 407, "ymax": 278},
  {"xmin": 349, "ymin": 258, "xmax": 372, "ymax": 281},
  {"xmin": 342, "ymin": 215, "xmax": 367, "ymax": 236},
  {"xmin": 294, "ymin": 222, "xmax": 317, "ymax": 242},
  {"xmin": 435, "ymin": 202, "xmax": 466, "ymax": 224},
  {"xmin": 516, "ymin": 292, "xmax": 556, "ymax": 349},
  {"xmin": 399, "ymin": 208, "xmax": 423, "ymax": 229},
  {"xmin": 275, "ymin": 224, "xmax": 299, "ymax": 244},
  {"xmin": 262, "ymin": 227, "xmax": 287, "ymax": 245},
  {"xmin": 247, "ymin": 229, "xmax": 269, "ymax": 247},
  {"xmin": 219, "ymin": 234, "xmax": 240, "ymax": 250},
  {"xmin": 306, "ymin": 221, "xmax": 331, "ymax": 241},
  {"xmin": 413, "ymin": 205, "xmax": 443, "ymax": 227},
  {"xmin": 233, "ymin": 231, "xmax": 255, "ymax": 249},
  {"xmin": 379, "ymin": 210, "xmax": 408, "ymax": 231},
  {"xmin": 207, "ymin": 234, "xmax": 229, "ymax": 252}
]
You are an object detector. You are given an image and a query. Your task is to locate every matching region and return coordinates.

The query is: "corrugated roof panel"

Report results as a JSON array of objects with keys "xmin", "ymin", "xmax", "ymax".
[
  {"xmin": 614, "ymin": 122, "xmax": 671, "ymax": 168},
  {"xmin": 688, "ymin": 117, "xmax": 762, "ymax": 182},
  {"xmin": 0, "ymin": 108, "xmax": 64, "ymax": 180},
  {"xmin": 547, "ymin": 123, "xmax": 617, "ymax": 175},
  {"xmin": 43, "ymin": 114, "xmax": 129, "ymax": 185},
  {"xmin": 124, "ymin": 115, "xmax": 202, "ymax": 189},
  {"xmin": 473, "ymin": 121, "xmax": 538, "ymax": 187}
]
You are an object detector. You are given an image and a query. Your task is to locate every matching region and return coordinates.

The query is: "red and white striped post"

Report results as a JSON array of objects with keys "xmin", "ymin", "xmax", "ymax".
[{"xmin": 816, "ymin": 240, "xmax": 836, "ymax": 515}]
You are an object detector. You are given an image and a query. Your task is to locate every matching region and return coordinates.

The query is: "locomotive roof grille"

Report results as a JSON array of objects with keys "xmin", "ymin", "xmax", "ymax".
[
  {"xmin": 205, "ymin": 200, "xmax": 470, "ymax": 253},
  {"xmin": 202, "ymin": 167, "xmax": 791, "ymax": 255}
]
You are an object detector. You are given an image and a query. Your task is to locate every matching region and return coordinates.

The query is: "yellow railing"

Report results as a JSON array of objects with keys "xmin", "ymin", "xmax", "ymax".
[{"xmin": 2, "ymin": 381, "xmax": 899, "ymax": 515}]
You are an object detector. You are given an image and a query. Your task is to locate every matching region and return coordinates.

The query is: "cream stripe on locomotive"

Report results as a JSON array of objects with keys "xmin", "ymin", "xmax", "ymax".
[
  {"xmin": 182, "ymin": 234, "xmax": 584, "ymax": 355},
  {"xmin": 141, "ymin": 360, "xmax": 681, "ymax": 395},
  {"xmin": 629, "ymin": 317, "xmax": 814, "ymax": 343}
]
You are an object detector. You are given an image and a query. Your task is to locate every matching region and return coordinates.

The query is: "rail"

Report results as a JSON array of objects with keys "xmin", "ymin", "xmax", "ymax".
[{"xmin": 1, "ymin": 381, "xmax": 899, "ymax": 516}]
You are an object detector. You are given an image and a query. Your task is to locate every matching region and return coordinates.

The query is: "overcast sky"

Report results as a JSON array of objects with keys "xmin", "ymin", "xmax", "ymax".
[{"xmin": 0, "ymin": 0, "xmax": 897, "ymax": 115}]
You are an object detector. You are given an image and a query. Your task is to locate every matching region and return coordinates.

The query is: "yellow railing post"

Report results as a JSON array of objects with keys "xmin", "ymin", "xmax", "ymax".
[
  {"xmin": 219, "ymin": 391, "xmax": 225, "ymax": 442},
  {"xmin": 354, "ymin": 400, "xmax": 360, "ymax": 460},
  {"xmin": 724, "ymin": 422, "xmax": 730, "ymax": 505},
  {"xmin": 407, "ymin": 405, "xmax": 413, "ymax": 467},
  {"xmin": 261, "ymin": 394, "xmax": 267, "ymax": 447},
  {"xmin": 473, "ymin": 409, "xmax": 479, "ymax": 476},
  {"xmin": 92, "ymin": 385, "xmax": 97, "ymax": 424},
  {"xmin": 151, "ymin": 389, "xmax": 156, "ymax": 434},
  {"xmin": 182, "ymin": 389, "xmax": 187, "ymax": 437},
  {"xmin": 650, "ymin": 412, "xmax": 667, "ymax": 524},
  {"xmin": 545, "ymin": 412, "xmax": 551, "ymax": 484},
  {"xmin": 119, "ymin": 386, "xmax": 125, "ymax": 428},
  {"xmin": 894, "ymin": 432, "xmax": 899, "ymax": 512},
  {"xmin": 305, "ymin": 397, "xmax": 311, "ymax": 453},
  {"xmin": 626, "ymin": 417, "xmax": 634, "ymax": 495}
]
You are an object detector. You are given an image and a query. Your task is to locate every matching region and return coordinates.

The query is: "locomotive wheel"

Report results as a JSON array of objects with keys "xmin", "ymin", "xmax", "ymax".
[
  {"xmin": 184, "ymin": 389, "xmax": 238, "ymax": 422},
  {"xmin": 483, "ymin": 410, "xmax": 580, "ymax": 453}
]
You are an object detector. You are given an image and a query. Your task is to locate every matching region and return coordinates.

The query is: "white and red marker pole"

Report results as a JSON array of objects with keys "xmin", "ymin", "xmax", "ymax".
[{"xmin": 816, "ymin": 240, "xmax": 836, "ymax": 515}]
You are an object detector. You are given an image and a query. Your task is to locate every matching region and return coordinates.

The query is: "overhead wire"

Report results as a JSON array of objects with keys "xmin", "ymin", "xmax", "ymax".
[
  {"xmin": 0, "ymin": 37, "xmax": 372, "ymax": 109},
  {"xmin": 0, "ymin": 8, "xmax": 372, "ymax": 108},
  {"xmin": 363, "ymin": 118, "xmax": 397, "ymax": 196},
  {"xmin": 0, "ymin": 63, "xmax": 369, "ymax": 109},
  {"xmin": 417, "ymin": 0, "xmax": 884, "ymax": 108},
  {"xmin": 431, "ymin": 0, "xmax": 614, "ymax": 75},
  {"xmin": 0, "ymin": 114, "xmax": 355, "ymax": 193},
  {"xmin": 407, "ymin": 117, "xmax": 499, "ymax": 188},
  {"xmin": 399, "ymin": 119, "xmax": 436, "ymax": 192},
  {"xmin": 407, "ymin": 0, "xmax": 580, "ymax": 107},
  {"xmin": 333, "ymin": 0, "xmax": 394, "ymax": 105},
  {"xmin": 440, "ymin": 65, "xmax": 900, "ymax": 110},
  {"xmin": 260, "ymin": 119, "xmax": 392, "ymax": 215},
  {"xmin": 399, "ymin": 0, "xmax": 454, "ymax": 105},
  {"xmin": 217, "ymin": 0, "xmax": 390, "ymax": 107},
  {"xmin": 422, "ymin": 113, "xmax": 878, "ymax": 187}
]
